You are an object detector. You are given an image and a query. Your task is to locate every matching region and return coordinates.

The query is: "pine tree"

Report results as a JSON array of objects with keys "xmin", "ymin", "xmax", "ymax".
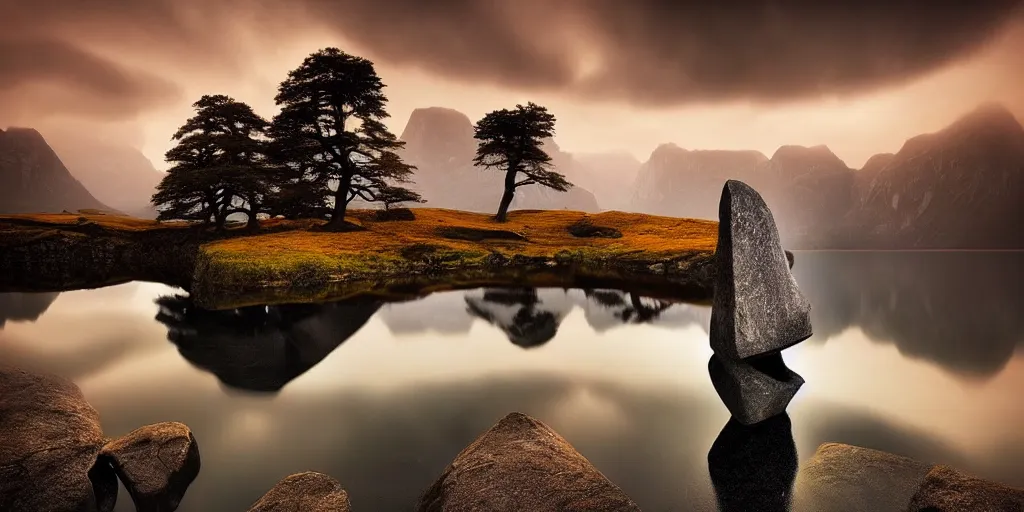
[
  {"xmin": 271, "ymin": 48, "xmax": 420, "ymax": 229},
  {"xmin": 473, "ymin": 102, "xmax": 571, "ymax": 222},
  {"xmin": 152, "ymin": 95, "xmax": 270, "ymax": 229}
]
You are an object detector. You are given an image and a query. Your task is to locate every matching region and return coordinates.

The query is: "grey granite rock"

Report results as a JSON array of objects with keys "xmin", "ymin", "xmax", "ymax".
[
  {"xmin": 794, "ymin": 442, "xmax": 933, "ymax": 512},
  {"xmin": 710, "ymin": 179, "xmax": 813, "ymax": 360},
  {"xmin": 417, "ymin": 412, "xmax": 640, "ymax": 512},
  {"xmin": 0, "ymin": 365, "xmax": 118, "ymax": 512},
  {"xmin": 907, "ymin": 465, "xmax": 1024, "ymax": 512},
  {"xmin": 100, "ymin": 422, "xmax": 201, "ymax": 512},
  {"xmin": 248, "ymin": 472, "xmax": 352, "ymax": 512},
  {"xmin": 708, "ymin": 352, "xmax": 804, "ymax": 425}
]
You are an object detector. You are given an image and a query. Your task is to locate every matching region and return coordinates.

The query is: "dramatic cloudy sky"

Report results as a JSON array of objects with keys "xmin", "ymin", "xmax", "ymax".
[{"xmin": 2, "ymin": 0, "xmax": 1023, "ymax": 168}]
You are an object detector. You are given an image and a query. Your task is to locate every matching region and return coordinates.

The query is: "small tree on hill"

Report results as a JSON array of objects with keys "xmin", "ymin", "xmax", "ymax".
[
  {"xmin": 271, "ymin": 47, "xmax": 418, "ymax": 229},
  {"xmin": 153, "ymin": 95, "xmax": 270, "ymax": 230},
  {"xmin": 473, "ymin": 102, "xmax": 571, "ymax": 222}
]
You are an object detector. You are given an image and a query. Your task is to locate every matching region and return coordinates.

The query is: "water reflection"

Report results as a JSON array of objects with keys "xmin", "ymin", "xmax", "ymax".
[
  {"xmin": 793, "ymin": 252, "xmax": 1024, "ymax": 377},
  {"xmin": 155, "ymin": 295, "xmax": 383, "ymax": 392},
  {"xmin": 0, "ymin": 252, "xmax": 1022, "ymax": 510},
  {"xmin": 708, "ymin": 414, "xmax": 797, "ymax": 512},
  {"xmin": 0, "ymin": 292, "xmax": 59, "ymax": 328}
]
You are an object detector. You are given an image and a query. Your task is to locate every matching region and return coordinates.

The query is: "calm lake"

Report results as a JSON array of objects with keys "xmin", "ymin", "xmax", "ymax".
[{"xmin": 1, "ymin": 251, "xmax": 1022, "ymax": 511}]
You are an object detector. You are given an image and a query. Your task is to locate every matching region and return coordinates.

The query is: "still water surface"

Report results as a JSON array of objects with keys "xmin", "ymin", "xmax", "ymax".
[{"xmin": 1, "ymin": 252, "xmax": 1022, "ymax": 511}]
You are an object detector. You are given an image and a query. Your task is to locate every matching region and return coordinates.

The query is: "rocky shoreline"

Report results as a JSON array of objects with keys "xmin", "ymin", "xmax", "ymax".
[{"xmin": 2, "ymin": 365, "xmax": 1021, "ymax": 511}]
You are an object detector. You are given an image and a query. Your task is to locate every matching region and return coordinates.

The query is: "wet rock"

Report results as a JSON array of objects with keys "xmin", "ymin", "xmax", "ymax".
[
  {"xmin": 248, "ymin": 472, "xmax": 351, "ymax": 512},
  {"xmin": 0, "ymin": 365, "xmax": 117, "ymax": 512},
  {"xmin": 100, "ymin": 422, "xmax": 200, "ymax": 512},
  {"xmin": 794, "ymin": 442, "xmax": 933, "ymax": 512},
  {"xmin": 907, "ymin": 465, "xmax": 1024, "ymax": 511},
  {"xmin": 708, "ymin": 352, "xmax": 804, "ymax": 425},
  {"xmin": 708, "ymin": 413, "xmax": 797, "ymax": 512},
  {"xmin": 417, "ymin": 412, "xmax": 640, "ymax": 512},
  {"xmin": 710, "ymin": 179, "xmax": 812, "ymax": 360}
]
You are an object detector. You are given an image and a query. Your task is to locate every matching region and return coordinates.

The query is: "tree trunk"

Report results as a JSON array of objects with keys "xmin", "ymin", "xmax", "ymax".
[
  {"xmin": 496, "ymin": 168, "xmax": 518, "ymax": 222},
  {"xmin": 327, "ymin": 174, "xmax": 352, "ymax": 228},
  {"xmin": 246, "ymin": 205, "xmax": 260, "ymax": 231}
]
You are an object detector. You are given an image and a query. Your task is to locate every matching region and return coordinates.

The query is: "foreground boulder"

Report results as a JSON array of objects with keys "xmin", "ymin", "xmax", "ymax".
[
  {"xmin": 710, "ymin": 179, "xmax": 812, "ymax": 360},
  {"xmin": 708, "ymin": 413, "xmax": 797, "ymax": 512},
  {"xmin": 794, "ymin": 442, "xmax": 933, "ymax": 512},
  {"xmin": 0, "ymin": 365, "xmax": 200, "ymax": 512},
  {"xmin": 0, "ymin": 366, "xmax": 117, "ymax": 512},
  {"xmin": 100, "ymin": 422, "xmax": 201, "ymax": 511},
  {"xmin": 908, "ymin": 465, "xmax": 1024, "ymax": 511},
  {"xmin": 417, "ymin": 412, "xmax": 640, "ymax": 512},
  {"xmin": 248, "ymin": 472, "xmax": 352, "ymax": 512},
  {"xmin": 708, "ymin": 352, "xmax": 804, "ymax": 425}
]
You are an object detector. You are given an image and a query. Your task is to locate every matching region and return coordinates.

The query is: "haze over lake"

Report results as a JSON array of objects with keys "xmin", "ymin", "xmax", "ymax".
[{"xmin": 1, "ymin": 251, "xmax": 1021, "ymax": 511}]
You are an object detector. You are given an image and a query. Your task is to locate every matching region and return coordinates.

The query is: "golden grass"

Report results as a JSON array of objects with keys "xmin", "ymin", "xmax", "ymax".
[
  {"xmin": 197, "ymin": 208, "xmax": 718, "ymax": 301},
  {"xmin": 0, "ymin": 212, "xmax": 174, "ymax": 231}
]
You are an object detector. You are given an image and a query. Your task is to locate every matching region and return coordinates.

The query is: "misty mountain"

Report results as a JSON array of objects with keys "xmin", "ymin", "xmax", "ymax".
[
  {"xmin": 630, "ymin": 104, "xmax": 1024, "ymax": 249},
  {"xmin": 397, "ymin": 107, "xmax": 600, "ymax": 213},
  {"xmin": 44, "ymin": 131, "xmax": 164, "ymax": 218},
  {"xmin": 0, "ymin": 127, "xmax": 112, "ymax": 214},
  {"xmin": 851, "ymin": 103, "xmax": 1024, "ymax": 249},
  {"xmin": 570, "ymin": 152, "xmax": 642, "ymax": 211}
]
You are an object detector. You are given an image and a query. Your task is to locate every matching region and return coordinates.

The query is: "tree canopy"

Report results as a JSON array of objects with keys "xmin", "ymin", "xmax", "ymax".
[
  {"xmin": 271, "ymin": 47, "xmax": 421, "ymax": 228},
  {"xmin": 473, "ymin": 102, "xmax": 571, "ymax": 221},
  {"xmin": 152, "ymin": 94, "xmax": 270, "ymax": 229}
]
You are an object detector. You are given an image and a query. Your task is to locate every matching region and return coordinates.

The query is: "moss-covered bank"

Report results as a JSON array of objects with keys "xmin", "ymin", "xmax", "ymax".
[{"xmin": 0, "ymin": 209, "xmax": 725, "ymax": 309}]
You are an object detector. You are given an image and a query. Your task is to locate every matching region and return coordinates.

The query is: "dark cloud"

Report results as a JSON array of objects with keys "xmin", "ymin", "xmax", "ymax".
[
  {"xmin": 3, "ymin": 0, "xmax": 1023, "ymax": 121},
  {"xmin": 0, "ymin": 38, "xmax": 178, "ymax": 120},
  {"xmin": 311, "ymin": 0, "xmax": 1024, "ymax": 105}
]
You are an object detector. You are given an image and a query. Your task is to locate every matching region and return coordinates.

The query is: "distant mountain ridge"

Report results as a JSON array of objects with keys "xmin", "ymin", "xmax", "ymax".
[
  {"xmin": 44, "ymin": 131, "xmax": 164, "ymax": 219},
  {"xmin": 630, "ymin": 104, "xmax": 1024, "ymax": 249},
  {"xmin": 0, "ymin": 127, "xmax": 112, "ymax": 214}
]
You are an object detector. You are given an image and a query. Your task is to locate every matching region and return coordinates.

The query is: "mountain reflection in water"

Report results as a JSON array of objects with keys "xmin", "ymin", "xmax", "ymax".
[{"xmin": 0, "ymin": 251, "xmax": 1021, "ymax": 511}]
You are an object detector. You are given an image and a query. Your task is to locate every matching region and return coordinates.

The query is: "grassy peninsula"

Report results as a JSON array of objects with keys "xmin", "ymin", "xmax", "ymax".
[{"xmin": 0, "ymin": 208, "xmax": 719, "ymax": 309}]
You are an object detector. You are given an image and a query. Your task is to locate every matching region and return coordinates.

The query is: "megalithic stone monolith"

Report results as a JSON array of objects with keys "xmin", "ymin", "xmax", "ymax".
[
  {"xmin": 710, "ymin": 180, "xmax": 812, "ymax": 360},
  {"xmin": 708, "ymin": 352, "xmax": 805, "ymax": 425}
]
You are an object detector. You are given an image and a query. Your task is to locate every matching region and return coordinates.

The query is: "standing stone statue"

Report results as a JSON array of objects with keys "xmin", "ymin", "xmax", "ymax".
[{"xmin": 708, "ymin": 180, "xmax": 813, "ymax": 425}]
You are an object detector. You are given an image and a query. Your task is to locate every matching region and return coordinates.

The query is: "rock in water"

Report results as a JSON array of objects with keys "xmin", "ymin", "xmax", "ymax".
[
  {"xmin": 248, "ymin": 472, "xmax": 352, "ymax": 512},
  {"xmin": 100, "ymin": 422, "xmax": 200, "ymax": 512},
  {"xmin": 711, "ymin": 180, "xmax": 812, "ymax": 360},
  {"xmin": 793, "ymin": 442, "xmax": 933, "ymax": 512},
  {"xmin": 417, "ymin": 412, "xmax": 640, "ymax": 512},
  {"xmin": 0, "ymin": 365, "xmax": 118, "ymax": 512},
  {"xmin": 708, "ymin": 352, "xmax": 804, "ymax": 425},
  {"xmin": 908, "ymin": 465, "xmax": 1024, "ymax": 511}
]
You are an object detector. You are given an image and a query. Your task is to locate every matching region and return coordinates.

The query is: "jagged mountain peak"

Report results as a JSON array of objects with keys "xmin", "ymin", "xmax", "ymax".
[
  {"xmin": 770, "ymin": 144, "xmax": 848, "ymax": 169},
  {"xmin": 399, "ymin": 107, "xmax": 477, "ymax": 167},
  {"xmin": 898, "ymin": 103, "xmax": 1024, "ymax": 156},
  {"xmin": 948, "ymin": 102, "xmax": 1022, "ymax": 134},
  {"xmin": 0, "ymin": 126, "xmax": 111, "ymax": 214}
]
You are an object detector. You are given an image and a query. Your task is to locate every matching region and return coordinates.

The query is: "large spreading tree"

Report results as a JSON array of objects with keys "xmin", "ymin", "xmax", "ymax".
[
  {"xmin": 152, "ymin": 95, "xmax": 270, "ymax": 230},
  {"xmin": 473, "ymin": 102, "xmax": 572, "ymax": 222},
  {"xmin": 271, "ymin": 47, "xmax": 420, "ymax": 229}
]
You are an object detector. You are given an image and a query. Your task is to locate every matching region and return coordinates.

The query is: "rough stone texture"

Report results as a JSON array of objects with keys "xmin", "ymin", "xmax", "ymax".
[
  {"xmin": 0, "ymin": 365, "xmax": 117, "ymax": 512},
  {"xmin": 248, "ymin": 472, "xmax": 352, "ymax": 512},
  {"xmin": 708, "ymin": 413, "xmax": 797, "ymax": 512},
  {"xmin": 417, "ymin": 412, "xmax": 640, "ymax": 512},
  {"xmin": 708, "ymin": 352, "xmax": 804, "ymax": 425},
  {"xmin": 907, "ymin": 465, "xmax": 1024, "ymax": 512},
  {"xmin": 794, "ymin": 442, "xmax": 933, "ymax": 512},
  {"xmin": 100, "ymin": 422, "xmax": 201, "ymax": 512},
  {"xmin": 710, "ymin": 179, "xmax": 813, "ymax": 360}
]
